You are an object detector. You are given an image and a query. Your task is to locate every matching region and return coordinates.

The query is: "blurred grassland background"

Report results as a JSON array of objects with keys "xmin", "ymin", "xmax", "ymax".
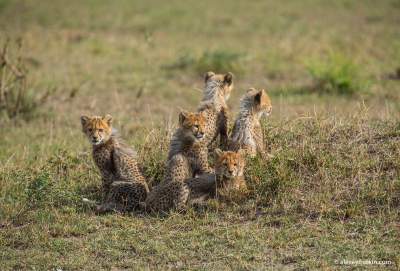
[{"xmin": 0, "ymin": 0, "xmax": 399, "ymax": 270}]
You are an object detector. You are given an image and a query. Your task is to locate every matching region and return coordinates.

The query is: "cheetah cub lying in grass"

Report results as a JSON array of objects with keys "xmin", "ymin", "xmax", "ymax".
[
  {"xmin": 197, "ymin": 71, "xmax": 234, "ymax": 149},
  {"xmin": 141, "ymin": 148, "xmax": 246, "ymax": 214},
  {"xmin": 80, "ymin": 115, "xmax": 149, "ymax": 212},
  {"xmin": 164, "ymin": 110, "xmax": 212, "ymax": 183},
  {"xmin": 229, "ymin": 88, "xmax": 272, "ymax": 158}
]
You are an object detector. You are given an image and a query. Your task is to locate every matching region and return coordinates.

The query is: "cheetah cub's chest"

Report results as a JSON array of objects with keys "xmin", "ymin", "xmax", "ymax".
[{"xmin": 93, "ymin": 142, "xmax": 114, "ymax": 174}]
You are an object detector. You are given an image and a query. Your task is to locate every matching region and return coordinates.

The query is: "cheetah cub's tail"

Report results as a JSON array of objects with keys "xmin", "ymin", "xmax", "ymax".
[
  {"xmin": 138, "ymin": 201, "xmax": 147, "ymax": 211},
  {"xmin": 82, "ymin": 197, "xmax": 97, "ymax": 205},
  {"xmin": 83, "ymin": 198, "xmax": 118, "ymax": 214},
  {"xmin": 82, "ymin": 197, "xmax": 102, "ymax": 211}
]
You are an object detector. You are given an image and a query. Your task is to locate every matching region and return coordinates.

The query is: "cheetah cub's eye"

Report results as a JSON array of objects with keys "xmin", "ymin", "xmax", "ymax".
[
  {"xmin": 98, "ymin": 129, "xmax": 104, "ymax": 132},
  {"xmin": 88, "ymin": 128, "xmax": 93, "ymax": 132}
]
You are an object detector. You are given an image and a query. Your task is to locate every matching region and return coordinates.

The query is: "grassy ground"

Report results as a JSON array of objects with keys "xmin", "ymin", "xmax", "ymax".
[{"xmin": 0, "ymin": 0, "xmax": 399, "ymax": 270}]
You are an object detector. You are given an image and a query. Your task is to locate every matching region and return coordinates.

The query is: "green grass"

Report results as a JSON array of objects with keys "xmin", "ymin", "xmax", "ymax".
[
  {"xmin": 0, "ymin": 0, "xmax": 400, "ymax": 270},
  {"xmin": 1, "ymin": 116, "xmax": 399, "ymax": 270}
]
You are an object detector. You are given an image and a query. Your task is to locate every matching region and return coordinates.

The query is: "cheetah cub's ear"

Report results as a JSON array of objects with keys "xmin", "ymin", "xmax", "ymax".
[
  {"xmin": 204, "ymin": 71, "xmax": 215, "ymax": 82},
  {"xmin": 80, "ymin": 115, "xmax": 90, "ymax": 127},
  {"xmin": 223, "ymin": 72, "xmax": 233, "ymax": 86},
  {"xmin": 254, "ymin": 89, "xmax": 264, "ymax": 105},
  {"xmin": 102, "ymin": 114, "xmax": 113, "ymax": 126},
  {"xmin": 214, "ymin": 148, "xmax": 223, "ymax": 159},
  {"xmin": 179, "ymin": 110, "xmax": 189, "ymax": 125}
]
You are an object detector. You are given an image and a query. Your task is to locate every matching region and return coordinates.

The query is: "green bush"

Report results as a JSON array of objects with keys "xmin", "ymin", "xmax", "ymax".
[
  {"xmin": 306, "ymin": 53, "xmax": 366, "ymax": 95},
  {"xmin": 26, "ymin": 172, "xmax": 52, "ymax": 207}
]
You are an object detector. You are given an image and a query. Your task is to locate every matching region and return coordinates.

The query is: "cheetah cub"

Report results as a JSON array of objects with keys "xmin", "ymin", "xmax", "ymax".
[
  {"xmin": 165, "ymin": 110, "xmax": 212, "ymax": 183},
  {"xmin": 212, "ymin": 148, "xmax": 247, "ymax": 199},
  {"xmin": 229, "ymin": 88, "xmax": 272, "ymax": 158},
  {"xmin": 141, "ymin": 148, "xmax": 246, "ymax": 214},
  {"xmin": 198, "ymin": 71, "xmax": 234, "ymax": 149},
  {"xmin": 80, "ymin": 115, "xmax": 149, "ymax": 212}
]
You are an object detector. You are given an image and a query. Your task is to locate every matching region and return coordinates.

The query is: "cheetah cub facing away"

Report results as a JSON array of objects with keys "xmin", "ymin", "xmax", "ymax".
[
  {"xmin": 80, "ymin": 115, "xmax": 149, "ymax": 212},
  {"xmin": 198, "ymin": 71, "xmax": 234, "ymax": 149},
  {"xmin": 165, "ymin": 110, "xmax": 212, "ymax": 183},
  {"xmin": 229, "ymin": 88, "xmax": 272, "ymax": 158},
  {"xmin": 141, "ymin": 148, "xmax": 246, "ymax": 214}
]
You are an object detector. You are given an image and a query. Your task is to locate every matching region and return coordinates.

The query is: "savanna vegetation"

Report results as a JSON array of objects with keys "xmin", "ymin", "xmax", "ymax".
[{"xmin": 0, "ymin": 0, "xmax": 399, "ymax": 270}]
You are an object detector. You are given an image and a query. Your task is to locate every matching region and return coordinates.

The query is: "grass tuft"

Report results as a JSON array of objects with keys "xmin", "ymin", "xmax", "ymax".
[{"xmin": 245, "ymin": 117, "xmax": 400, "ymax": 219}]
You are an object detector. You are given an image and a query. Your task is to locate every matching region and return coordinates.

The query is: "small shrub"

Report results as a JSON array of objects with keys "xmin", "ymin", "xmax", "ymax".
[
  {"xmin": 306, "ymin": 53, "xmax": 365, "ymax": 95},
  {"xmin": 0, "ymin": 39, "xmax": 52, "ymax": 121},
  {"xmin": 23, "ymin": 150, "xmax": 90, "ymax": 210},
  {"xmin": 164, "ymin": 49, "xmax": 246, "ymax": 75},
  {"xmin": 264, "ymin": 52, "xmax": 287, "ymax": 79},
  {"xmin": 26, "ymin": 172, "xmax": 52, "ymax": 207},
  {"xmin": 194, "ymin": 50, "xmax": 245, "ymax": 75},
  {"xmin": 163, "ymin": 53, "xmax": 196, "ymax": 70}
]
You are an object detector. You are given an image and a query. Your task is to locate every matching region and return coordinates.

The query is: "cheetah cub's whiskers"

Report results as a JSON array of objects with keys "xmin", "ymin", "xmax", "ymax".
[
  {"xmin": 229, "ymin": 88, "xmax": 272, "ymax": 158},
  {"xmin": 80, "ymin": 114, "xmax": 149, "ymax": 213}
]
